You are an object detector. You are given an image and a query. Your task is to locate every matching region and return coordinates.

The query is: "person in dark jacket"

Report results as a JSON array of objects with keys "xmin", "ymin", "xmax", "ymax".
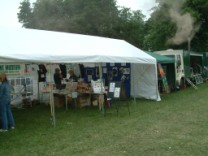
[{"xmin": 54, "ymin": 68, "xmax": 65, "ymax": 89}]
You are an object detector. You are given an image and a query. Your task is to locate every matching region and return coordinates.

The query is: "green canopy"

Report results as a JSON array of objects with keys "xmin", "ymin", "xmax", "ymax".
[{"xmin": 146, "ymin": 52, "xmax": 175, "ymax": 64}]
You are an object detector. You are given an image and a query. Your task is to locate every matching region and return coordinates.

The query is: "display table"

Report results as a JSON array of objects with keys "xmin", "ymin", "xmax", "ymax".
[
  {"xmin": 43, "ymin": 80, "xmax": 107, "ymax": 110},
  {"xmin": 52, "ymin": 89, "xmax": 106, "ymax": 110},
  {"xmin": 77, "ymin": 92, "xmax": 106, "ymax": 109},
  {"xmin": 53, "ymin": 89, "xmax": 78, "ymax": 110}
]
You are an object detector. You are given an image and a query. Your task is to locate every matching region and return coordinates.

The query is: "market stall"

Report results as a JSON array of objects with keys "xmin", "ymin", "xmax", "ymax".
[{"xmin": 0, "ymin": 27, "xmax": 160, "ymax": 126}]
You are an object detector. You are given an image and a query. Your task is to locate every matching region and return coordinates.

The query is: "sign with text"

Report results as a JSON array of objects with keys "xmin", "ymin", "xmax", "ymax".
[
  {"xmin": 108, "ymin": 81, "xmax": 121, "ymax": 99},
  {"xmin": 0, "ymin": 64, "xmax": 23, "ymax": 75}
]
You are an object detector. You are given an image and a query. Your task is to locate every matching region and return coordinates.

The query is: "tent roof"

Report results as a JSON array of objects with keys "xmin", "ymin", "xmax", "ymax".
[
  {"xmin": 0, "ymin": 27, "xmax": 156, "ymax": 64},
  {"xmin": 146, "ymin": 52, "xmax": 175, "ymax": 64}
]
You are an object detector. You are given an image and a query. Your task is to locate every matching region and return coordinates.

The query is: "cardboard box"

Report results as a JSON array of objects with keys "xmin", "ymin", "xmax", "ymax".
[
  {"xmin": 91, "ymin": 94, "xmax": 104, "ymax": 109},
  {"xmin": 92, "ymin": 100, "xmax": 98, "ymax": 106},
  {"xmin": 76, "ymin": 95, "xmax": 91, "ymax": 108},
  {"xmin": 54, "ymin": 94, "xmax": 65, "ymax": 108}
]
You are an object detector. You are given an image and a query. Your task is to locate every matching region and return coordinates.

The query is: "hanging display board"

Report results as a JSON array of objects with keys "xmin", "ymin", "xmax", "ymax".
[
  {"xmin": 8, "ymin": 76, "xmax": 33, "ymax": 106},
  {"xmin": 105, "ymin": 63, "xmax": 131, "ymax": 98},
  {"xmin": 83, "ymin": 63, "xmax": 131, "ymax": 97},
  {"xmin": 91, "ymin": 80, "xmax": 105, "ymax": 93}
]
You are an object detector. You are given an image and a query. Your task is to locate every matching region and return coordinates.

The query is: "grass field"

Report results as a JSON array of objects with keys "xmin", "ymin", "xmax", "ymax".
[{"xmin": 1, "ymin": 83, "xmax": 208, "ymax": 156}]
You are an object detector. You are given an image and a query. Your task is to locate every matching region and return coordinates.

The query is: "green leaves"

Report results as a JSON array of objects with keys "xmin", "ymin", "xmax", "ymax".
[
  {"xmin": 18, "ymin": 0, "xmax": 33, "ymax": 28},
  {"xmin": 144, "ymin": 0, "xmax": 208, "ymax": 51},
  {"xmin": 17, "ymin": 0, "xmax": 146, "ymax": 49},
  {"xmin": 17, "ymin": 0, "xmax": 208, "ymax": 51}
]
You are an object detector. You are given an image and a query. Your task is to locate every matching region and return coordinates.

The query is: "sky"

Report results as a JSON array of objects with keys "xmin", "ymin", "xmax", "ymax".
[
  {"xmin": 117, "ymin": 0, "xmax": 157, "ymax": 17},
  {"xmin": 0, "ymin": 0, "xmax": 157, "ymax": 28}
]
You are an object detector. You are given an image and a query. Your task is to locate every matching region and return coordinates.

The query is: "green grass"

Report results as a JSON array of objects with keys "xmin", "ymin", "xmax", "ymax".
[{"xmin": 1, "ymin": 83, "xmax": 208, "ymax": 156}]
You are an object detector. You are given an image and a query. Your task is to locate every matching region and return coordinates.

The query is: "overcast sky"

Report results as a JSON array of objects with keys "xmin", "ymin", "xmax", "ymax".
[{"xmin": 0, "ymin": 0, "xmax": 157, "ymax": 28}]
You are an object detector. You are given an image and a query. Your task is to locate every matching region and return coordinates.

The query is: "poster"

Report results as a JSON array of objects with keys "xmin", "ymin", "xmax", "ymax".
[
  {"xmin": 102, "ymin": 63, "xmax": 106, "ymax": 67},
  {"xmin": 88, "ymin": 75, "xmax": 92, "ymax": 81},
  {"xmin": 103, "ymin": 68, "xmax": 107, "ymax": 74},
  {"xmin": 114, "ymin": 87, "xmax": 120, "ymax": 98},
  {"xmin": 109, "ymin": 82, "xmax": 115, "ymax": 92},
  {"xmin": 86, "ymin": 69, "xmax": 93, "ymax": 82},
  {"xmin": 110, "ymin": 63, "xmax": 115, "ymax": 66}
]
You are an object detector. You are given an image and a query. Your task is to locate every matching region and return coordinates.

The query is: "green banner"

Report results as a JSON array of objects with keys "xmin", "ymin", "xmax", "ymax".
[{"xmin": 0, "ymin": 64, "xmax": 21, "ymax": 75}]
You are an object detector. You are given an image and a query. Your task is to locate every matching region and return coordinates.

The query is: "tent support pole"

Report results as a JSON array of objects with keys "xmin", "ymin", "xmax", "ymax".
[
  {"xmin": 49, "ymin": 64, "xmax": 56, "ymax": 127},
  {"xmin": 51, "ymin": 89, "xmax": 56, "ymax": 127},
  {"xmin": 99, "ymin": 63, "xmax": 105, "ymax": 115},
  {"xmin": 38, "ymin": 81, "xmax": 40, "ymax": 104},
  {"xmin": 132, "ymin": 64, "xmax": 136, "ymax": 103}
]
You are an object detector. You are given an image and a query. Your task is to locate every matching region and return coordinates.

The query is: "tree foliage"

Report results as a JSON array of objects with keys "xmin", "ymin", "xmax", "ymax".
[
  {"xmin": 143, "ymin": 0, "xmax": 208, "ymax": 51},
  {"xmin": 184, "ymin": 0, "xmax": 208, "ymax": 51},
  {"xmin": 115, "ymin": 8, "xmax": 145, "ymax": 47},
  {"xmin": 18, "ymin": 0, "xmax": 208, "ymax": 51},
  {"xmin": 18, "ymin": 0, "xmax": 118, "ymax": 36},
  {"xmin": 18, "ymin": 0, "xmax": 34, "ymax": 28},
  {"xmin": 18, "ymin": 0, "xmax": 146, "ymax": 48},
  {"xmin": 143, "ymin": 4, "xmax": 176, "ymax": 51}
]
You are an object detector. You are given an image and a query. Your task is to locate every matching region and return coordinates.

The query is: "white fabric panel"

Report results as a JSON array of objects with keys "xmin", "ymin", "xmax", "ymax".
[
  {"xmin": 45, "ymin": 64, "xmax": 60, "ymax": 83},
  {"xmin": 0, "ymin": 27, "xmax": 155, "ymax": 64},
  {"xmin": 131, "ymin": 64, "xmax": 161, "ymax": 101},
  {"xmin": 72, "ymin": 64, "xmax": 81, "ymax": 77}
]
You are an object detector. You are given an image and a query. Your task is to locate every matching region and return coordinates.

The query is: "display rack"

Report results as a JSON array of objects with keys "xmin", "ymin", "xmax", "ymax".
[{"xmin": 8, "ymin": 76, "xmax": 33, "ymax": 108}]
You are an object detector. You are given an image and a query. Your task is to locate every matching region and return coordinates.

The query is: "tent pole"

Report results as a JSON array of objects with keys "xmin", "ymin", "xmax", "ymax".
[
  {"xmin": 49, "ymin": 64, "xmax": 56, "ymax": 127},
  {"xmin": 99, "ymin": 63, "xmax": 102, "ymax": 82},
  {"xmin": 132, "ymin": 64, "xmax": 136, "ymax": 102},
  {"xmin": 98, "ymin": 63, "xmax": 105, "ymax": 114},
  {"xmin": 51, "ymin": 88, "xmax": 56, "ymax": 127},
  {"xmin": 155, "ymin": 63, "xmax": 161, "ymax": 101},
  {"xmin": 38, "ymin": 81, "xmax": 40, "ymax": 104}
]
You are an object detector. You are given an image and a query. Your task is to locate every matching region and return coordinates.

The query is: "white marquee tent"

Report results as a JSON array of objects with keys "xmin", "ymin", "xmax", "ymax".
[{"xmin": 0, "ymin": 27, "xmax": 160, "ymax": 101}]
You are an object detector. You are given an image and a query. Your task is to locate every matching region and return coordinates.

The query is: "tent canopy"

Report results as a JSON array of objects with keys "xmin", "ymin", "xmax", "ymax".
[
  {"xmin": 0, "ymin": 27, "xmax": 155, "ymax": 64},
  {"xmin": 0, "ymin": 27, "xmax": 160, "ymax": 101},
  {"xmin": 146, "ymin": 52, "xmax": 175, "ymax": 64}
]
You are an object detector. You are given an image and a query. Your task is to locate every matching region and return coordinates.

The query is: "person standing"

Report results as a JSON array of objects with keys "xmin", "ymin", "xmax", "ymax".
[
  {"xmin": 68, "ymin": 69, "xmax": 78, "ymax": 82},
  {"xmin": 0, "ymin": 73, "xmax": 15, "ymax": 132},
  {"xmin": 54, "ymin": 68, "xmax": 64, "ymax": 89}
]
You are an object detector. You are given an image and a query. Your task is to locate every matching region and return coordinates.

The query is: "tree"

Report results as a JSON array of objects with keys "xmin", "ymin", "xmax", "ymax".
[
  {"xmin": 18, "ymin": 0, "xmax": 34, "ymax": 28},
  {"xmin": 143, "ymin": 4, "xmax": 176, "ymax": 51},
  {"xmin": 143, "ymin": 0, "xmax": 208, "ymax": 51},
  {"xmin": 115, "ymin": 7, "xmax": 145, "ymax": 48},
  {"xmin": 184, "ymin": 0, "xmax": 208, "ymax": 51},
  {"xmin": 18, "ymin": 0, "xmax": 120, "ymax": 37},
  {"xmin": 18, "ymin": 0, "xmax": 147, "ymax": 49}
]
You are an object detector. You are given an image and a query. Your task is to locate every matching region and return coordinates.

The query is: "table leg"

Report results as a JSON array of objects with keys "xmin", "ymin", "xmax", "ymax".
[{"xmin": 65, "ymin": 94, "xmax": 68, "ymax": 111}]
